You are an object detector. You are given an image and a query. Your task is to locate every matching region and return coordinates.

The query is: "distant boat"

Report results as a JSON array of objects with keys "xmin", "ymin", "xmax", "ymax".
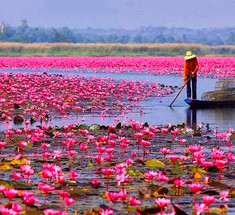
[{"xmin": 184, "ymin": 98, "xmax": 235, "ymax": 108}]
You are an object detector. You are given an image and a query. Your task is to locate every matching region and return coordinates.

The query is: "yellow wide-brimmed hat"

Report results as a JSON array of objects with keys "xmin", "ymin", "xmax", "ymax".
[{"xmin": 184, "ymin": 51, "xmax": 196, "ymax": 60}]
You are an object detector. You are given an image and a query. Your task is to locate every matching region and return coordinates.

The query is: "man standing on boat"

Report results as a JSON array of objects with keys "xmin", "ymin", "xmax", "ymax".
[{"xmin": 183, "ymin": 51, "xmax": 199, "ymax": 100}]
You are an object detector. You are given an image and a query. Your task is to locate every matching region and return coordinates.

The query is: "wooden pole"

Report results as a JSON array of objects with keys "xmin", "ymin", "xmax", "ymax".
[{"xmin": 169, "ymin": 77, "xmax": 191, "ymax": 107}]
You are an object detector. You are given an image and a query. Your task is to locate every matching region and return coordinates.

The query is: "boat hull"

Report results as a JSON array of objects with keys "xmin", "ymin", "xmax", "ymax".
[{"xmin": 184, "ymin": 98, "xmax": 235, "ymax": 108}]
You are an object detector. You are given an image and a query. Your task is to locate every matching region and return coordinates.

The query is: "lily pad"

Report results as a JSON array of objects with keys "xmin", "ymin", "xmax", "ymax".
[
  {"xmin": 0, "ymin": 179, "xmax": 11, "ymax": 188},
  {"xmin": 171, "ymin": 168, "xmax": 187, "ymax": 175},
  {"xmin": 145, "ymin": 159, "xmax": 165, "ymax": 168},
  {"xmin": 126, "ymin": 169, "xmax": 143, "ymax": 176},
  {"xmin": 25, "ymin": 209, "xmax": 44, "ymax": 215},
  {"xmin": 12, "ymin": 181, "xmax": 32, "ymax": 190},
  {"xmin": 89, "ymin": 124, "xmax": 100, "ymax": 131},
  {"xmin": 136, "ymin": 206, "xmax": 161, "ymax": 214},
  {"xmin": 11, "ymin": 158, "xmax": 28, "ymax": 165},
  {"xmin": 0, "ymin": 163, "xmax": 12, "ymax": 170},
  {"xmin": 208, "ymin": 166, "xmax": 220, "ymax": 173},
  {"xmin": 78, "ymin": 124, "xmax": 88, "ymax": 129}
]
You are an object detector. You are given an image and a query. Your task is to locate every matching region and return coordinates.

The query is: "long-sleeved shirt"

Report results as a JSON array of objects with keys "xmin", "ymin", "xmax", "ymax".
[{"xmin": 183, "ymin": 58, "xmax": 199, "ymax": 84}]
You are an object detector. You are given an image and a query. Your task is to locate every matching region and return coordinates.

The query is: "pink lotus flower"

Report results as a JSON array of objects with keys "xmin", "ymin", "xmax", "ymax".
[
  {"xmin": 215, "ymin": 160, "xmax": 228, "ymax": 179},
  {"xmin": 106, "ymin": 191, "xmax": 119, "ymax": 202},
  {"xmin": 194, "ymin": 203, "xmax": 208, "ymax": 215},
  {"xmin": 156, "ymin": 172, "xmax": 169, "ymax": 184},
  {"xmin": 161, "ymin": 128, "xmax": 168, "ymax": 134},
  {"xmin": 227, "ymin": 152, "xmax": 234, "ymax": 162},
  {"xmin": 11, "ymin": 202, "xmax": 22, "ymax": 213},
  {"xmin": 43, "ymin": 209, "xmax": 66, "ymax": 215},
  {"xmin": 69, "ymin": 170, "xmax": 80, "ymax": 180},
  {"xmin": 79, "ymin": 142, "xmax": 88, "ymax": 151},
  {"xmin": 100, "ymin": 208, "xmax": 114, "ymax": 215},
  {"xmin": 91, "ymin": 179, "xmax": 100, "ymax": 186},
  {"xmin": 189, "ymin": 182, "xmax": 203, "ymax": 193},
  {"xmin": 189, "ymin": 182, "xmax": 203, "ymax": 203},
  {"xmin": 202, "ymin": 195, "xmax": 216, "ymax": 206},
  {"xmin": 12, "ymin": 172, "xmax": 22, "ymax": 180},
  {"xmin": 200, "ymin": 159, "xmax": 213, "ymax": 173},
  {"xmin": 220, "ymin": 191, "xmax": 229, "ymax": 202},
  {"xmin": 38, "ymin": 182, "xmax": 55, "ymax": 208},
  {"xmin": 160, "ymin": 147, "xmax": 170, "ymax": 158},
  {"xmin": 144, "ymin": 171, "xmax": 158, "ymax": 180},
  {"xmin": 23, "ymin": 195, "xmax": 39, "ymax": 206},
  {"xmin": 155, "ymin": 198, "xmax": 171, "ymax": 212},
  {"xmin": 58, "ymin": 190, "xmax": 70, "ymax": 198},
  {"xmin": 134, "ymin": 132, "xmax": 143, "ymax": 139},
  {"xmin": 3, "ymin": 188, "xmax": 18, "ymax": 199},
  {"xmin": 129, "ymin": 196, "xmax": 141, "ymax": 206},
  {"xmin": 19, "ymin": 140, "xmax": 28, "ymax": 148},
  {"xmin": 101, "ymin": 168, "xmax": 115, "ymax": 190},
  {"xmin": 41, "ymin": 142, "xmax": 51, "ymax": 150},
  {"xmin": 116, "ymin": 173, "xmax": 130, "ymax": 187},
  {"xmin": 173, "ymin": 178, "xmax": 186, "ymax": 195},
  {"xmin": 118, "ymin": 190, "xmax": 127, "ymax": 201},
  {"xmin": 0, "ymin": 141, "xmax": 7, "ymax": 148},
  {"xmin": 67, "ymin": 150, "xmax": 77, "ymax": 158},
  {"xmin": 194, "ymin": 152, "xmax": 205, "ymax": 166},
  {"xmin": 168, "ymin": 155, "xmax": 178, "ymax": 168},
  {"xmin": 0, "ymin": 184, "xmax": 6, "ymax": 192},
  {"xmin": 63, "ymin": 196, "xmax": 76, "ymax": 206},
  {"xmin": 0, "ymin": 207, "xmax": 18, "ymax": 215},
  {"xmin": 53, "ymin": 150, "xmax": 62, "ymax": 160},
  {"xmin": 179, "ymin": 138, "xmax": 187, "ymax": 144},
  {"xmin": 43, "ymin": 152, "xmax": 52, "ymax": 159}
]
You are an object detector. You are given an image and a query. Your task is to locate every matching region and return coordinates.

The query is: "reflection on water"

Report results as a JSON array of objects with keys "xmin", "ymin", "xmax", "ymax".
[
  {"xmin": 186, "ymin": 108, "xmax": 197, "ymax": 128},
  {"xmin": 0, "ymin": 68, "xmax": 234, "ymax": 131}
]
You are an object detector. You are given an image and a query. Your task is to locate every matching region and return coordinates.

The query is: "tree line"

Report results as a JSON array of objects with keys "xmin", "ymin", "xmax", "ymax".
[{"xmin": 0, "ymin": 19, "xmax": 235, "ymax": 45}]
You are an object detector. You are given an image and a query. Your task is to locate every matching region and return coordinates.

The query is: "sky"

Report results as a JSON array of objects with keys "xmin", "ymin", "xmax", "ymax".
[{"xmin": 0, "ymin": 0, "xmax": 235, "ymax": 29}]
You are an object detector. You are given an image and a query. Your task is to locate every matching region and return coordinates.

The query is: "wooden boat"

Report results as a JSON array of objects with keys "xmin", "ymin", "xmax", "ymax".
[{"xmin": 184, "ymin": 98, "xmax": 235, "ymax": 108}]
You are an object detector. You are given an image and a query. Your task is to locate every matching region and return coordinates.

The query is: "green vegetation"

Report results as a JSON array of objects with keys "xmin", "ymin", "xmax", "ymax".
[
  {"xmin": 1, "ymin": 19, "xmax": 235, "ymax": 45},
  {"xmin": 0, "ymin": 42, "xmax": 235, "ymax": 56}
]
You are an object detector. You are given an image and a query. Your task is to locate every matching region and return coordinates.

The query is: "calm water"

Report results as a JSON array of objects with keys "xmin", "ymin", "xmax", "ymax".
[{"xmin": 1, "ymin": 68, "xmax": 234, "ymax": 131}]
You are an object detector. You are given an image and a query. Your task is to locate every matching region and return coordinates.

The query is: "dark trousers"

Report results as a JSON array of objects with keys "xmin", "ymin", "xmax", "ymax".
[{"xmin": 186, "ymin": 75, "xmax": 197, "ymax": 99}]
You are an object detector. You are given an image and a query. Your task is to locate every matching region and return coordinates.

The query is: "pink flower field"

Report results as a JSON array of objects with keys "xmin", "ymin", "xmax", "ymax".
[
  {"xmin": 0, "ymin": 56, "xmax": 235, "ymax": 78},
  {"xmin": 0, "ymin": 56, "xmax": 234, "ymax": 215}
]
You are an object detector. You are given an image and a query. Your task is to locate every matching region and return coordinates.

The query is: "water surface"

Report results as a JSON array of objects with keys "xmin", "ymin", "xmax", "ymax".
[{"xmin": 1, "ymin": 68, "xmax": 234, "ymax": 131}]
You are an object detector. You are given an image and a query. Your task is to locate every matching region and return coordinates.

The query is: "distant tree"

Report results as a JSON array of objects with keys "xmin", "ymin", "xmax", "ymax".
[
  {"xmin": 61, "ymin": 27, "xmax": 76, "ymax": 43},
  {"xmin": 167, "ymin": 36, "xmax": 176, "ymax": 43},
  {"xmin": 0, "ymin": 23, "xmax": 15, "ymax": 41},
  {"xmin": 117, "ymin": 35, "xmax": 130, "ymax": 43},
  {"xmin": 49, "ymin": 28, "xmax": 67, "ymax": 42},
  {"xmin": 19, "ymin": 19, "xmax": 29, "ymax": 33},
  {"xmin": 106, "ymin": 34, "xmax": 118, "ymax": 43},
  {"xmin": 196, "ymin": 37, "xmax": 210, "ymax": 45},
  {"xmin": 75, "ymin": 33, "xmax": 83, "ymax": 43},
  {"xmin": 133, "ymin": 35, "xmax": 143, "ymax": 43},
  {"xmin": 227, "ymin": 32, "xmax": 235, "ymax": 45},
  {"xmin": 155, "ymin": 34, "xmax": 166, "ymax": 43},
  {"xmin": 182, "ymin": 34, "xmax": 187, "ymax": 43}
]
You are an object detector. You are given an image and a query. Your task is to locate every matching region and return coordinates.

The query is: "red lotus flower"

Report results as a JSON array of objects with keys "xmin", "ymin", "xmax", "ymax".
[
  {"xmin": 129, "ymin": 196, "xmax": 141, "ymax": 206},
  {"xmin": 3, "ymin": 188, "xmax": 18, "ymax": 199}
]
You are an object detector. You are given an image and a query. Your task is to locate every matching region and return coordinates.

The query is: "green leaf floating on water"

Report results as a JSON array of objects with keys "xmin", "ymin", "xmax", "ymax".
[
  {"xmin": 86, "ymin": 162, "xmax": 93, "ymax": 167},
  {"xmin": 145, "ymin": 159, "xmax": 165, "ymax": 168},
  {"xmin": 25, "ymin": 209, "xmax": 44, "ymax": 215},
  {"xmin": 0, "ymin": 179, "xmax": 11, "ymax": 188},
  {"xmin": 11, "ymin": 158, "xmax": 28, "ymax": 165},
  {"xmin": 89, "ymin": 124, "xmax": 100, "ymax": 131},
  {"xmin": 189, "ymin": 167, "xmax": 206, "ymax": 174},
  {"xmin": 78, "ymin": 124, "xmax": 88, "ymax": 129},
  {"xmin": 126, "ymin": 169, "xmax": 143, "ymax": 176},
  {"xmin": 12, "ymin": 181, "xmax": 32, "ymax": 190},
  {"xmin": 171, "ymin": 168, "xmax": 187, "ymax": 175},
  {"xmin": 230, "ymin": 133, "xmax": 235, "ymax": 140}
]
